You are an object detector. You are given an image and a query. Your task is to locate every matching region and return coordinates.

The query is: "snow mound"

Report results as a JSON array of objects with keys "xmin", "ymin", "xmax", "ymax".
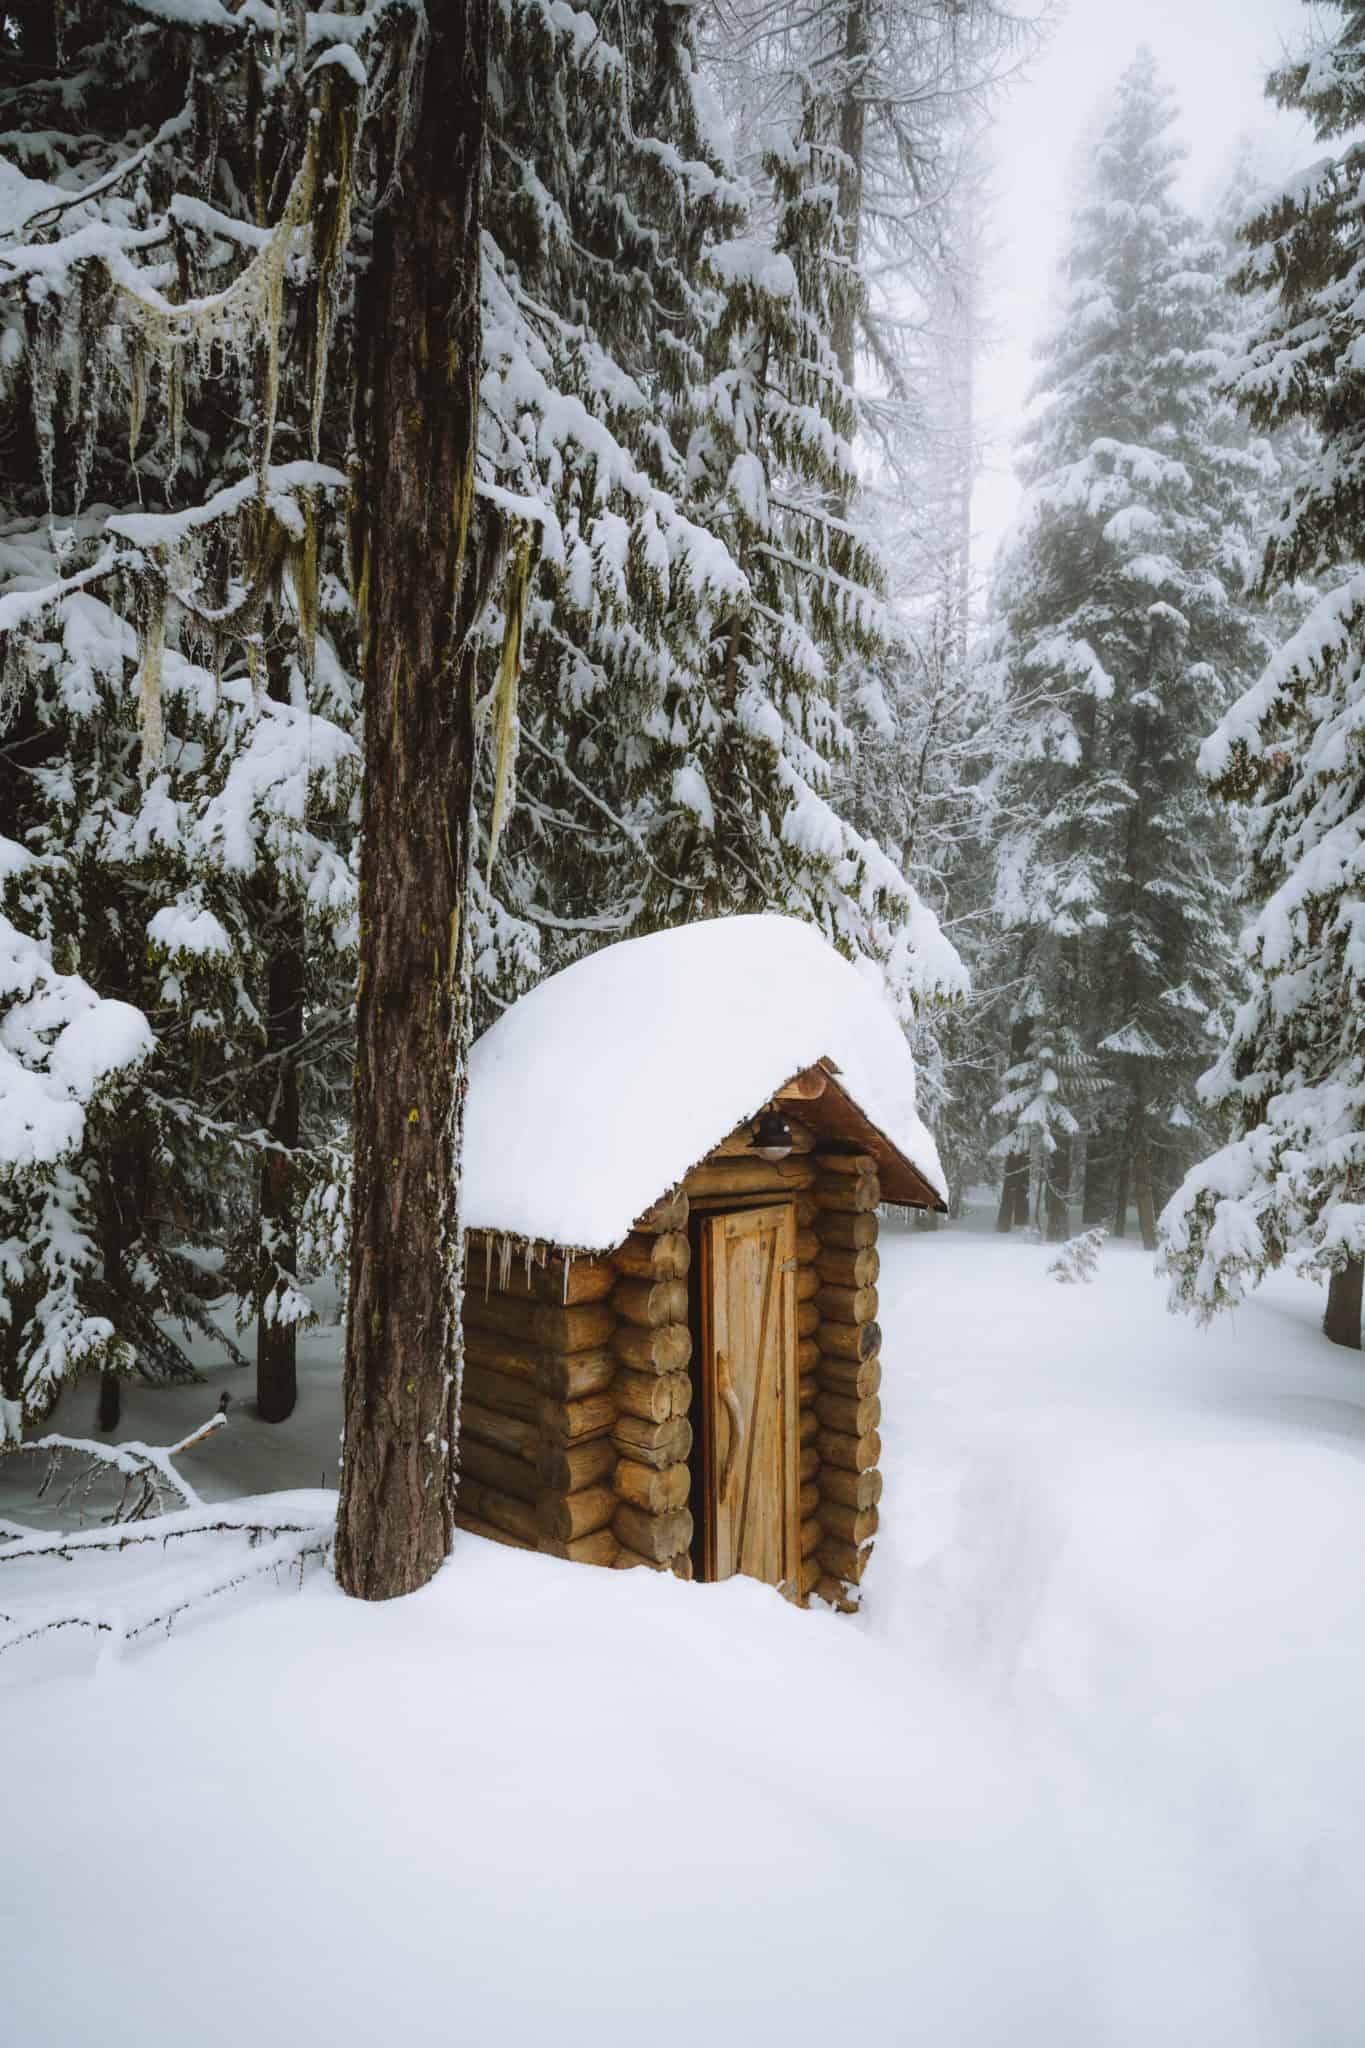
[{"xmin": 463, "ymin": 913, "xmax": 945, "ymax": 1249}]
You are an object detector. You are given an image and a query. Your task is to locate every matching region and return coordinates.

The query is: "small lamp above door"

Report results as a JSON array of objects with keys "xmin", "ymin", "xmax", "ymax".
[{"xmin": 751, "ymin": 1107, "xmax": 793, "ymax": 1162}]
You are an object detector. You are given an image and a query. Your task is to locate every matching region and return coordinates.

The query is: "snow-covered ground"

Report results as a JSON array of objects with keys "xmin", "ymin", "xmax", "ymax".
[{"xmin": 5, "ymin": 1212, "xmax": 1365, "ymax": 2048}]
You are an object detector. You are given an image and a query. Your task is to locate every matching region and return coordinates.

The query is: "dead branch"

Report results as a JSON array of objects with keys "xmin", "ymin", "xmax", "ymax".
[
  {"xmin": 0, "ymin": 1523, "xmax": 334, "ymax": 1660},
  {"xmin": 14, "ymin": 1403, "xmax": 229, "ymax": 1524}
]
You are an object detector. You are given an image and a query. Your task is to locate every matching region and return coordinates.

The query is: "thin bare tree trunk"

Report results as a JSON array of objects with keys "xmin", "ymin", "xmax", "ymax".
[
  {"xmin": 1324, "ymin": 1258, "xmax": 1363, "ymax": 1351},
  {"xmin": 96, "ymin": 1370, "xmax": 121, "ymax": 1433},
  {"xmin": 256, "ymin": 936, "xmax": 303, "ymax": 1423},
  {"xmin": 831, "ymin": 0, "xmax": 867, "ymax": 393},
  {"xmin": 1044, "ymin": 1134, "xmax": 1072, "ymax": 1243},
  {"xmin": 996, "ymin": 1011, "xmax": 1031, "ymax": 1234},
  {"xmin": 1112, "ymin": 1147, "xmax": 1130, "ymax": 1240},
  {"xmin": 335, "ymin": 0, "xmax": 489, "ymax": 1600},
  {"xmin": 1133, "ymin": 1135, "xmax": 1157, "ymax": 1253}
]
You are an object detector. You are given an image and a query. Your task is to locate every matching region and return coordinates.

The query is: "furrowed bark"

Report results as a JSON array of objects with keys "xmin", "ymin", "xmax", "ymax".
[{"xmin": 335, "ymin": 0, "xmax": 490, "ymax": 1601}]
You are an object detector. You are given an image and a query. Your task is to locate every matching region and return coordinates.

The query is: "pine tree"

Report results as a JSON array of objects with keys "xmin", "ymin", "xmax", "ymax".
[
  {"xmin": 985, "ymin": 51, "xmax": 1268, "ymax": 1244},
  {"xmin": 477, "ymin": 0, "xmax": 964, "ymax": 1026},
  {"xmin": 1161, "ymin": 6, "xmax": 1365, "ymax": 1348},
  {"xmin": 0, "ymin": 3, "xmax": 369, "ymax": 1437}
]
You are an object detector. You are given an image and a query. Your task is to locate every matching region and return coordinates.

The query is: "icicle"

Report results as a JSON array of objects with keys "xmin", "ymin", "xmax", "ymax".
[
  {"xmin": 498, "ymin": 1234, "xmax": 512, "ymax": 1292},
  {"xmin": 485, "ymin": 534, "xmax": 532, "ymax": 882},
  {"xmin": 482, "ymin": 1233, "xmax": 492, "ymax": 1302},
  {"xmin": 137, "ymin": 578, "xmax": 167, "ymax": 783}
]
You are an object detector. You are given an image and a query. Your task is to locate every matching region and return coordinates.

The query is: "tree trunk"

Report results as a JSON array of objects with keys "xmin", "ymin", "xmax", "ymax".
[
  {"xmin": 1079, "ymin": 1133, "xmax": 1103, "ymax": 1226},
  {"xmin": 995, "ymin": 1156, "xmax": 1027, "ymax": 1234},
  {"xmin": 256, "ymin": 935, "xmax": 304, "ymax": 1423},
  {"xmin": 1111, "ymin": 1148, "xmax": 1130, "ymax": 1240},
  {"xmin": 830, "ymin": 0, "xmax": 868, "ymax": 392},
  {"xmin": 1044, "ymin": 1134, "xmax": 1072, "ymax": 1243},
  {"xmin": 996, "ymin": 1010, "xmax": 1031, "ymax": 1234},
  {"xmin": 334, "ymin": 0, "xmax": 489, "ymax": 1601},
  {"xmin": 1133, "ymin": 1137, "xmax": 1157, "ymax": 1252},
  {"xmin": 96, "ymin": 1370, "xmax": 121, "ymax": 1434},
  {"xmin": 1324, "ymin": 1258, "xmax": 1364, "ymax": 1352}
]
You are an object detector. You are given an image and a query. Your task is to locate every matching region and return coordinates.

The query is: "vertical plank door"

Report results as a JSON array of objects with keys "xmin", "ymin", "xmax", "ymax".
[{"xmin": 699, "ymin": 1203, "xmax": 798, "ymax": 1586}]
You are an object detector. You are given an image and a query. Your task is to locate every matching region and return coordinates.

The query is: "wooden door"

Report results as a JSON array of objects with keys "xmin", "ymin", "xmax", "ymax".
[{"xmin": 699, "ymin": 1204, "xmax": 798, "ymax": 1587}]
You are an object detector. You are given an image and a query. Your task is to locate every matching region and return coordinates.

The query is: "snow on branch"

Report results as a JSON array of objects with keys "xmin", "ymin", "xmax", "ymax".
[
  {"xmin": 0, "ymin": 1416, "xmax": 337, "ymax": 1660},
  {"xmin": 0, "ymin": 1520, "xmax": 334, "ymax": 1661},
  {"xmin": 10, "ymin": 1405, "xmax": 230, "ymax": 1525},
  {"xmin": 1047, "ymin": 1227, "xmax": 1107, "ymax": 1285}
]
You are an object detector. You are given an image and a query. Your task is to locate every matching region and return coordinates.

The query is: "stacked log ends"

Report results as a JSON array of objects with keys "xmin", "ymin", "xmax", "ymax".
[
  {"xmin": 812, "ymin": 1150, "xmax": 883, "ymax": 1610},
  {"xmin": 788, "ymin": 1165, "xmax": 827, "ymax": 1605},
  {"xmin": 611, "ymin": 1198, "xmax": 694, "ymax": 1571}
]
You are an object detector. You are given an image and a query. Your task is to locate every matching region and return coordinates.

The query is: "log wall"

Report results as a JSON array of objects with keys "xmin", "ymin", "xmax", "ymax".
[
  {"xmin": 455, "ymin": 1130, "xmax": 887, "ymax": 1612},
  {"xmin": 608, "ymin": 1190, "xmax": 694, "ymax": 1575},
  {"xmin": 456, "ymin": 1239, "xmax": 623, "ymax": 1567}
]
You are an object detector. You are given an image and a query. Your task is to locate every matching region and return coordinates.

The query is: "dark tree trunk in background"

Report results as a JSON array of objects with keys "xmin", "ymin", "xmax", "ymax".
[
  {"xmin": 995, "ymin": 1156, "xmax": 1027, "ymax": 1233},
  {"xmin": 1324, "ymin": 1258, "xmax": 1364, "ymax": 1352},
  {"xmin": 831, "ymin": 0, "xmax": 867, "ymax": 392},
  {"xmin": 256, "ymin": 936, "xmax": 304, "ymax": 1422},
  {"xmin": 96, "ymin": 1370, "xmax": 121, "ymax": 1433},
  {"xmin": 1080, "ymin": 1133, "xmax": 1107, "ymax": 1227},
  {"xmin": 996, "ymin": 1016, "xmax": 1032, "ymax": 1234},
  {"xmin": 1044, "ymin": 1134, "xmax": 1071, "ymax": 1243},
  {"xmin": 96, "ymin": 1155, "xmax": 134, "ymax": 1433},
  {"xmin": 1112, "ymin": 1148, "xmax": 1130, "ymax": 1240},
  {"xmin": 1133, "ymin": 1138, "xmax": 1157, "ymax": 1253},
  {"xmin": 335, "ymin": 0, "xmax": 488, "ymax": 1600}
]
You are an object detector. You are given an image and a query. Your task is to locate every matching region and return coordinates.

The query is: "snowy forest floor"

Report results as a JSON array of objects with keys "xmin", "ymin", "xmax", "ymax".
[{"xmin": 5, "ymin": 1208, "xmax": 1365, "ymax": 2047}]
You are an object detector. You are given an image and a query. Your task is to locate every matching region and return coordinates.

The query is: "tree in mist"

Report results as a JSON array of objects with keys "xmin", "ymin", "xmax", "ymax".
[
  {"xmin": 1161, "ymin": 4, "xmax": 1365, "ymax": 1349},
  {"xmin": 984, "ymin": 50, "xmax": 1268, "ymax": 1245}
]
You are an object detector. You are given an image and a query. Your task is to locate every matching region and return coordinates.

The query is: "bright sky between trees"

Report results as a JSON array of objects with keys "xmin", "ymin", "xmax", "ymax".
[{"xmin": 975, "ymin": 0, "xmax": 1317, "ymax": 572}]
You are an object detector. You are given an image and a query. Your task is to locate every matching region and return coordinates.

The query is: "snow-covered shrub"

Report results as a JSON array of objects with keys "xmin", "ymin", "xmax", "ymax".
[{"xmin": 1047, "ymin": 1227, "xmax": 1106, "ymax": 1286}]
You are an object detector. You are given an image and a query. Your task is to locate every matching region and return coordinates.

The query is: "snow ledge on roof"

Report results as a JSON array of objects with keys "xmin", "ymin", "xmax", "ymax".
[{"xmin": 462, "ymin": 913, "xmax": 946, "ymax": 1250}]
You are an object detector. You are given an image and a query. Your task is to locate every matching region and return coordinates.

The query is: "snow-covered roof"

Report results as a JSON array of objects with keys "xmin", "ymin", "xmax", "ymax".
[{"xmin": 463, "ymin": 914, "xmax": 946, "ymax": 1251}]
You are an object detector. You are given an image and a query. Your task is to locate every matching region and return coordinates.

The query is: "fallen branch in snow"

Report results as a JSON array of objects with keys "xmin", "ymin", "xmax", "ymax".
[
  {"xmin": 0, "ymin": 1521, "xmax": 334, "ymax": 1660},
  {"xmin": 8, "ymin": 1403, "xmax": 230, "ymax": 1526},
  {"xmin": 0, "ymin": 1500, "xmax": 332, "ymax": 1568}
]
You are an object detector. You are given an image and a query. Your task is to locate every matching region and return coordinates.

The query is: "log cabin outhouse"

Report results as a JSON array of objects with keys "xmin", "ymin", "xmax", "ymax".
[{"xmin": 456, "ymin": 914, "xmax": 946, "ymax": 1608}]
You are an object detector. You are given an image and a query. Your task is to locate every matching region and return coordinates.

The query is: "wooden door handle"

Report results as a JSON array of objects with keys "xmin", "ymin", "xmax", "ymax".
[{"xmin": 717, "ymin": 1351, "xmax": 744, "ymax": 1494}]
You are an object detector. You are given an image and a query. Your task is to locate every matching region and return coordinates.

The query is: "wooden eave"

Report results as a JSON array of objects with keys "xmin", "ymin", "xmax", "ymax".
[{"xmin": 781, "ymin": 1060, "xmax": 945, "ymax": 1212}]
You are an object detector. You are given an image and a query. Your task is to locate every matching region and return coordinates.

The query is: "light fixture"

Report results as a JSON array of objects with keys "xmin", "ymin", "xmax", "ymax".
[{"xmin": 751, "ymin": 1108, "xmax": 793, "ymax": 1161}]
